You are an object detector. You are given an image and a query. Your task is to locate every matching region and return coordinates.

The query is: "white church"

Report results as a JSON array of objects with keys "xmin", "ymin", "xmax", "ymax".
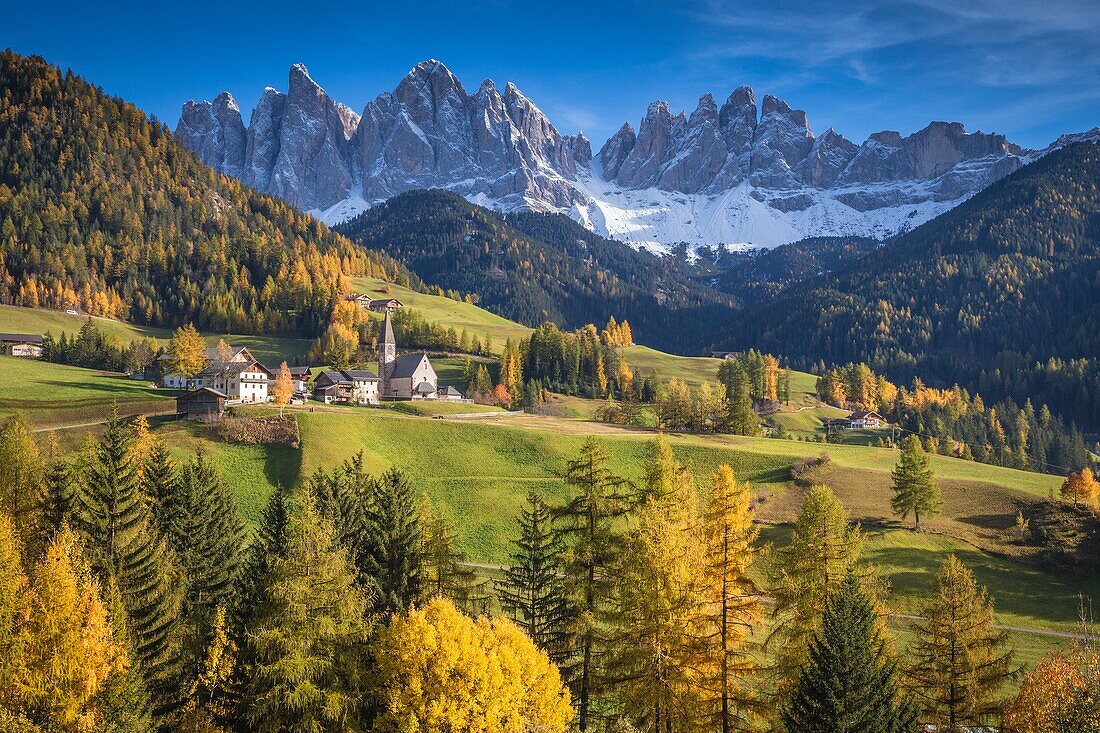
[{"xmin": 313, "ymin": 302, "xmax": 466, "ymax": 405}]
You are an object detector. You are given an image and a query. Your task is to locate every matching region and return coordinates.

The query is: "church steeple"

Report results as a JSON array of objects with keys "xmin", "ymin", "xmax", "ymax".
[{"xmin": 379, "ymin": 309, "xmax": 397, "ymax": 395}]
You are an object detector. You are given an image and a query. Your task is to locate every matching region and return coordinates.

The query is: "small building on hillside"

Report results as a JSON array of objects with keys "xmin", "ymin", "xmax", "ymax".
[
  {"xmin": 848, "ymin": 410, "xmax": 883, "ymax": 428},
  {"xmin": 0, "ymin": 333, "xmax": 44, "ymax": 357},
  {"xmin": 825, "ymin": 410, "xmax": 886, "ymax": 430},
  {"xmin": 313, "ymin": 369, "xmax": 380, "ymax": 405},
  {"xmin": 368, "ymin": 297, "xmax": 403, "ymax": 313},
  {"xmin": 346, "ymin": 293, "xmax": 404, "ymax": 313},
  {"xmin": 177, "ymin": 387, "xmax": 226, "ymax": 421}
]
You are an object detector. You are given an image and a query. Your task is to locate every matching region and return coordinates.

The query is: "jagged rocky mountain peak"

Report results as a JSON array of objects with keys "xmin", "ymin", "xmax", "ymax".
[
  {"xmin": 179, "ymin": 58, "xmax": 589, "ymax": 219},
  {"xmin": 179, "ymin": 60, "xmax": 1063, "ymax": 250}
]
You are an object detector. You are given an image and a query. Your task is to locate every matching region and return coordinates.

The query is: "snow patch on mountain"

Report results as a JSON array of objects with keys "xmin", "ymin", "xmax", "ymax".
[{"xmin": 178, "ymin": 60, "xmax": 1092, "ymax": 253}]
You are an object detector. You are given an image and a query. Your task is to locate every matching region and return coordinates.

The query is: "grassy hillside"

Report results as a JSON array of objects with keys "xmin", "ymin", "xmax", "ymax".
[
  {"xmin": 348, "ymin": 276, "xmax": 532, "ymax": 353},
  {"xmin": 155, "ymin": 406, "xmax": 1077, "ymax": 649},
  {"xmin": 0, "ymin": 355, "xmax": 173, "ymax": 426}
]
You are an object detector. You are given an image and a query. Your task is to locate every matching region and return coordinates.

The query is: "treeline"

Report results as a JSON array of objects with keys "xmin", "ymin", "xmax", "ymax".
[
  {"xmin": 717, "ymin": 142, "xmax": 1100, "ymax": 434},
  {"xmin": 1, "ymin": 421, "xmax": 1094, "ymax": 731},
  {"xmin": 41, "ymin": 318, "xmax": 160, "ymax": 373},
  {"xmin": 717, "ymin": 350, "xmax": 793, "ymax": 405},
  {"xmin": 819, "ymin": 362, "xmax": 1093, "ymax": 474},
  {"xmin": 449, "ymin": 435, "xmax": 1039, "ymax": 731},
  {"xmin": 0, "ymin": 50, "xmax": 416, "ymax": 337},
  {"xmin": 520, "ymin": 320, "xmax": 656, "ymax": 400}
]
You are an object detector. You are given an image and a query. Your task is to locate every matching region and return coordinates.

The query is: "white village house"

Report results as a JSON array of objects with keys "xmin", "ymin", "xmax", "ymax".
[{"xmin": 160, "ymin": 346, "xmax": 273, "ymax": 403}]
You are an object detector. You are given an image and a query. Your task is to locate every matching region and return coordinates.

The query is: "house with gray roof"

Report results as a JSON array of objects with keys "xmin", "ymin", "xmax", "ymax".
[{"xmin": 313, "ymin": 369, "xmax": 380, "ymax": 405}]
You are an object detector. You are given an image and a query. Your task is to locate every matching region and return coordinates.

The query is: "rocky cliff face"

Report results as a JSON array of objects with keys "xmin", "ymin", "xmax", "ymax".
[
  {"xmin": 176, "ymin": 92, "xmax": 247, "ymax": 179},
  {"xmin": 597, "ymin": 90, "xmax": 1027, "ymax": 198},
  {"xmin": 179, "ymin": 60, "xmax": 589, "ymax": 218},
  {"xmin": 179, "ymin": 60, "xmax": 1076, "ymax": 250}
]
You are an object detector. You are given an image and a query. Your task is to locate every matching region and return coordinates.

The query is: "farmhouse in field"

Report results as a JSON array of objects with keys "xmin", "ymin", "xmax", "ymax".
[
  {"xmin": 848, "ymin": 410, "xmax": 883, "ymax": 428},
  {"xmin": 346, "ymin": 292, "xmax": 404, "ymax": 313},
  {"xmin": 313, "ymin": 369, "xmax": 380, "ymax": 405},
  {"xmin": 160, "ymin": 345, "xmax": 273, "ymax": 403},
  {"xmin": 0, "ymin": 333, "xmax": 44, "ymax": 357},
  {"xmin": 824, "ymin": 409, "xmax": 886, "ymax": 430}
]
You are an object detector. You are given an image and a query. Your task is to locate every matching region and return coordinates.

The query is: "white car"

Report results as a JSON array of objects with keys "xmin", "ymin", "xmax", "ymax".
[{"xmin": 65, "ymin": 309, "xmax": 78, "ymax": 315}]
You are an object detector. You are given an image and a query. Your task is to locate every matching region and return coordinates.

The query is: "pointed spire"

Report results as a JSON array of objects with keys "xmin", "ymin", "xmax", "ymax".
[{"xmin": 381, "ymin": 310, "xmax": 396, "ymax": 346}]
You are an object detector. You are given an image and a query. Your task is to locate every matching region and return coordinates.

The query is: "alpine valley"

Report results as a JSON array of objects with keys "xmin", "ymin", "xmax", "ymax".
[{"xmin": 177, "ymin": 58, "xmax": 1097, "ymax": 251}]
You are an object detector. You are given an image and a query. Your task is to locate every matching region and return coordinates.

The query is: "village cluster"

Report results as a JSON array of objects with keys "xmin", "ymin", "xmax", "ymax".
[{"xmin": 0, "ymin": 297, "xmax": 469, "ymax": 420}]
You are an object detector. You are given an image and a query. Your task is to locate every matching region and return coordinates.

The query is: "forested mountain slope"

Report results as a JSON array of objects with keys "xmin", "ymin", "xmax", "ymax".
[
  {"xmin": 335, "ymin": 189, "xmax": 735, "ymax": 352},
  {"xmin": 702, "ymin": 235, "xmax": 880, "ymax": 304},
  {"xmin": 0, "ymin": 51, "xmax": 414, "ymax": 337},
  {"xmin": 717, "ymin": 142, "xmax": 1100, "ymax": 430}
]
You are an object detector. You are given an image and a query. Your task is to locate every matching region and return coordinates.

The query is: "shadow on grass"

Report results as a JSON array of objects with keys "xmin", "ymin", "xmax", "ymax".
[
  {"xmin": 265, "ymin": 443, "xmax": 303, "ymax": 492},
  {"xmin": 957, "ymin": 513, "xmax": 1016, "ymax": 531},
  {"xmin": 38, "ymin": 378, "xmax": 165, "ymax": 398}
]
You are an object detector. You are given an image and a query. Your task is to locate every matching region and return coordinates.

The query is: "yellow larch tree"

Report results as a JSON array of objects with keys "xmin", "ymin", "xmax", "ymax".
[
  {"xmin": 371, "ymin": 597, "xmax": 573, "ymax": 733},
  {"xmin": 701, "ymin": 465, "xmax": 763, "ymax": 733},
  {"xmin": 169, "ymin": 324, "xmax": 208, "ymax": 378},
  {"xmin": 272, "ymin": 362, "xmax": 294, "ymax": 410},
  {"xmin": 19, "ymin": 525, "xmax": 128, "ymax": 732},
  {"xmin": 605, "ymin": 439, "xmax": 708, "ymax": 732}
]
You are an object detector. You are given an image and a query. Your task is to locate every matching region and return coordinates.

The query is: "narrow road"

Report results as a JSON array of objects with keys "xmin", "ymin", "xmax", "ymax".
[{"xmin": 31, "ymin": 419, "xmax": 111, "ymax": 433}]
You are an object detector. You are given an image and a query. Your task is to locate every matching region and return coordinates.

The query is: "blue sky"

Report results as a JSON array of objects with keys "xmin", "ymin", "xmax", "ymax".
[{"xmin": 2, "ymin": 0, "xmax": 1097, "ymax": 149}]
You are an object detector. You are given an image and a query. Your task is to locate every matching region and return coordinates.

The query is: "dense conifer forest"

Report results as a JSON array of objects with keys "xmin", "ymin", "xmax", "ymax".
[
  {"xmin": 716, "ymin": 143, "xmax": 1100, "ymax": 432},
  {"xmin": 0, "ymin": 51, "xmax": 415, "ymax": 337}
]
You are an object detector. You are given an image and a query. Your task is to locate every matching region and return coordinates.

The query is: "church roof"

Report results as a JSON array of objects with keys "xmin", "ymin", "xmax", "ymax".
[{"xmin": 389, "ymin": 353, "xmax": 428, "ymax": 379}]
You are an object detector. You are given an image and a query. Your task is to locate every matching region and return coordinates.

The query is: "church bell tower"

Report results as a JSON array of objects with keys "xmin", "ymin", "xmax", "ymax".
[{"xmin": 379, "ymin": 309, "xmax": 397, "ymax": 395}]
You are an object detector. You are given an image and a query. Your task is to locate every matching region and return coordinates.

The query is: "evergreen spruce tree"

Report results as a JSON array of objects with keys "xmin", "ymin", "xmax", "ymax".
[
  {"xmin": 725, "ymin": 363, "xmax": 760, "ymax": 437},
  {"xmin": 906, "ymin": 555, "xmax": 1016, "ymax": 730},
  {"xmin": 170, "ymin": 450, "xmax": 245, "ymax": 688},
  {"xmin": 496, "ymin": 490, "xmax": 569, "ymax": 656},
  {"xmin": 552, "ymin": 437, "xmax": 634, "ymax": 732},
  {"xmin": 40, "ymin": 457, "xmax": 75, "ymax": 540},
  {"xmin": 230, "ymin": 485, "xmax": 292, "ymax": 641},
  {"xmin": 309, "ymin": 453, "xmax": 370, "ymax": 584},
  {"xmin": 140, "ymin": 439, "xmax": 178, "ymax": 538},
  {"xmin": 782, "ymin": 572, "xmax": 918, "ymax": 733},
  {"xmin": 243, "ymin": 497, "xmax": 370, "ymax": 733},
  {"xmin": 229, "ymin": 485, "xmax": 291, "ymax": 729},
  {"xmin": 891, "ymin": 435, "xmax": 941, "ymax": 530},
  {"xmin": 361, "ymin": 467, "xmax": 421, "ymax": 617},
  {"xmin": 97, "ymin": 578, "xmax": 155, "ymax": 733},
  {"xmin": 74, "ymin": 415, "xmax": 182, "ymax": 719}
]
